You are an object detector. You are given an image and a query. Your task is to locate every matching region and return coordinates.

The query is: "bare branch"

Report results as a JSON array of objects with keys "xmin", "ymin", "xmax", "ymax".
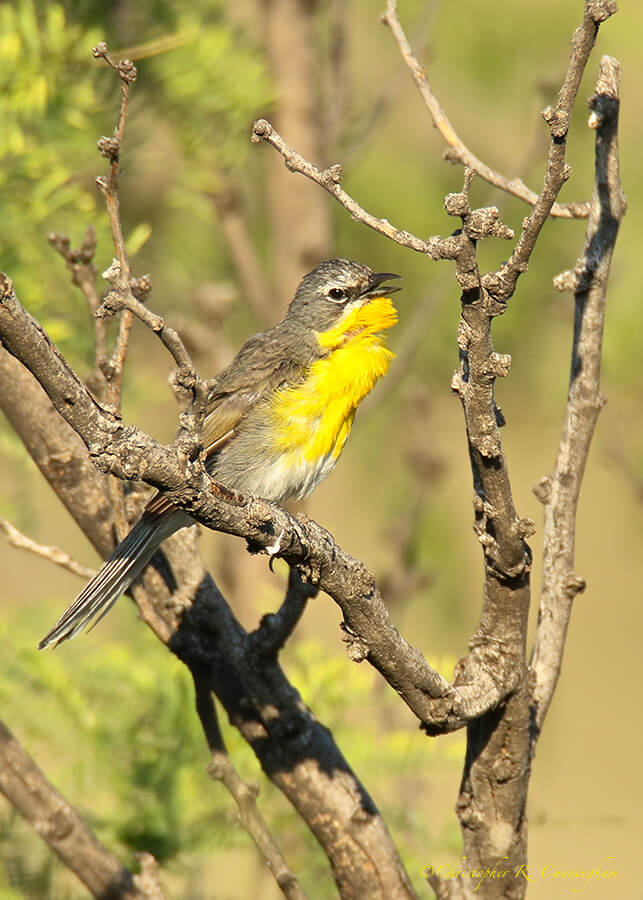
[
  {"xmin": 490, "ymin": 0, "xmax": 618, "ymax": 301},
  {"xmin": 97, "ymin": 263, "xmax": 196, "ymax": 373},
  {"xmin": 132, "ymin": 854, "xmax": 165, "ymax": 900},
  {"xmin": 248, "ymin": 567, "xmax": 318, "ymax": 658},
  {"xmin": 90, "ymin": 42, "xmax": 140, "ymax": 414},
  {"xmin": 529, "ymin": 54, "xmax": 626, "ymax": 739},
  {"xmin": 382, "ymin": 0, "xmax": 591, "ymax": 220},
  {"xmin": 194, "ymin": 676, "xmax": 308, "ymax": 900},
  {"xmin": 0, "ymin": 719, "xmax": 155, "ymax": 899},
  {"xmin": 0, "ymin": 347, "xmax": 116, "ymax": 561},
  {"xmin": 48, "ymin": 227, "xmax": 108, "ymax": 375},
  {"xmin": 252, "ymin": 118, "xmax": 451, "ymax": 256},
  {"xmin": 0, "ymin": 516, "xmax": 96, "ymax": 579},
  {"xmin": 93, "ymin": 42, "xmax": 137, "ymax": 285}
]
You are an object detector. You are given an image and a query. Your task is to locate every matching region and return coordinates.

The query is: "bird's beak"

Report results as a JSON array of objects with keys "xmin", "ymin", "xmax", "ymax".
[{"xmin": 360, "ymin": 271, "xmax": 402, "ymax": 300}]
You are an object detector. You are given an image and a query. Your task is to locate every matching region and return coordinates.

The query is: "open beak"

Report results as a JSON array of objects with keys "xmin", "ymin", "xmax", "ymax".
[{"xmin": 360, "ymin": 271, "xmax": 402, "ymax": 300}]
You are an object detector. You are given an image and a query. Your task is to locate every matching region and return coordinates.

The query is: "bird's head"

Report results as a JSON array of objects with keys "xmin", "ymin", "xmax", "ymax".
[{"xmin": 287, "ymin": 259, "xmax": 401, "ymax": 337}]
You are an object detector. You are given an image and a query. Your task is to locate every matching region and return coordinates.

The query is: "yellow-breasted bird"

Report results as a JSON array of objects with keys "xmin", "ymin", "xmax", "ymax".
[{"xmin": 39, "ymin": 259, "xmax": 401, "ymax": 649}]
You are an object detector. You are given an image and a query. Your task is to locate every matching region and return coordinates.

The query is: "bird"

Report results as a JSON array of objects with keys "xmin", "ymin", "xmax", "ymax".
[{"xmin": 39, "ymin": 258, "xmax": 401, "ymax": 649}]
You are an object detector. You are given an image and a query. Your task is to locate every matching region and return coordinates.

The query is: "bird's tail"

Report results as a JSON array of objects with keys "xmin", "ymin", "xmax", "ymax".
[{"xmin": 39, "ymin": 504, "xmax": 191, "ymax": 650}]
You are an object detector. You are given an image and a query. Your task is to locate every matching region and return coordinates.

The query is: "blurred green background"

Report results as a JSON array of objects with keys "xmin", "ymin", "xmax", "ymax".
[{"xmin": 0, "ymin": 0, "xmax": 640, "ymax": 897}]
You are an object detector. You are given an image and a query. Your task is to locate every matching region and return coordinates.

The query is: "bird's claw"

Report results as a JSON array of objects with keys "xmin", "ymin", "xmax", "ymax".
[{"xmin": 266, "ymin": 529, "xmax": 284, "ymax": 571}]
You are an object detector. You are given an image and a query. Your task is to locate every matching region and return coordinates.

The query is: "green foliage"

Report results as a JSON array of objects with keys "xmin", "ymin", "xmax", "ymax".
[
  {"xmin": 0, "ymin": 0, "xmax": 273, "ymax": 363},
  {"xmin": 140, "ymin": 17, "xmax": 274, "ymax": 182},
  {"xmin": 0, "ymin": 811, "xmax": 56, "ymax": 900},
  {"xmin": 1, "ymin": 615, "xmax": 264, "ymax": 895},
  {"xmin": 0, "ymin": 0, "xmax": 106, "ymax": 351},
  {"xmin": 1, "ymin": 621, "xmax": 209, "ymax": 862}
]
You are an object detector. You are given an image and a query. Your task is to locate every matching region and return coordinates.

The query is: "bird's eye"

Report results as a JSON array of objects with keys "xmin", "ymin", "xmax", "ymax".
[{"xmin": 328, "ymin": 287, "xmax": 346, "ymax": 302}]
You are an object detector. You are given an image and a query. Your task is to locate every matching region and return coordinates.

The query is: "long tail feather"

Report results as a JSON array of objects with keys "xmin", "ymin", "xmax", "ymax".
[{"xmin": 39, "ymin": 507, "xmax": 190, "ymax": 649}]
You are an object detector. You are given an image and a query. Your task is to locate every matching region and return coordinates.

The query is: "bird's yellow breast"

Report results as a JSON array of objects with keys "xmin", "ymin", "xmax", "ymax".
[{"xmin": 270, "ymin": 297, "xmax": 397, "ymax": 465}]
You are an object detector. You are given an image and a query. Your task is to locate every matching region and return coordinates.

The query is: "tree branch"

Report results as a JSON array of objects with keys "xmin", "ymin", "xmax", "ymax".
[
  {"xmin": 91, "ymin": 43, "xmax": 139, "ymax": 414},
  {"xmin": 193, "ymin": 674, "xmax": 308, "ymax": 900},
  {"xmin": 0, "ymin": 273, "xmax": 512, "ymax": 734},
  {"xmin": 252, "ymin": 118, "xmax": 451, "ymax": 256},
  {"xmin": 248, "ymin": 566, "xmax": 318, "ymax": 659},
  {"xmin": 382, "ymin": 0, "xmax": 590, "ymax": 220},
  {"xmin": 48, "ymin": 227, "xmax": 108, "ymax": 379},
  {"xmin": 0, "ymin": 515, "xmax": 95, "ymax": 579},
  {"xmin": 0, "ymin": 719, "xmax": 156, "ymax": 899},
  {"xmin": 490, "ymin": 0, "xmax": 618, "ymax": 301},
  {"xmin": 422, "ymin": 9, "xmax": 617, "ymax": 894},
  {"xmin": 0, "ymin": 290, "xmax": 418, "ymax": 900},
  {"xmin": 0, "ymin": 346, "xmax": 116, "ymax": 560},
  {"xmin": 529, "ymin": 54, "xmax": 626, "ymax": 740}
]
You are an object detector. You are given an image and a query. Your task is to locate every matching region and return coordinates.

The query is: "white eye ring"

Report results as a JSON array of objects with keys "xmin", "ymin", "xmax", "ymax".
[{"xmin": 328, "ymin": 287, "xmax": 347, "ymax": 302}]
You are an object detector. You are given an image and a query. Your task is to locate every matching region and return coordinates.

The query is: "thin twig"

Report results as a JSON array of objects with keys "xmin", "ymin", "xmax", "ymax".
[
  {"xmin": 91, "ymin": 43, "xmax": 140, "ymax": 414},
  {"xmin": 382, "ymin": 0, "xmax": 590, "ymax": 220},
  {"xmin": 48, "ymin": 228, "xmax": 108, "ymax": 375},
  {"xmin": 96, "ymin": 265, "xmax": 196, "ymax": 372},
  {"xmin": 252, "ymin": 119, "xmax": 448, "ymax": 257},
  {"xmin": 491, "ymin": 0, "xmax": 618, "ymax": 302},
  {"xmin": 93, "ymin": 43, "xmax": 136, "ymax": 283},
  {"xmin": 193, "ymin": 674, "xmax": 308, "ymax": 900},
  {"xmin": 0, "ymin": 516, "xmax": 96, "ymax": 579},
  {"xmin": 529, "ymin": 55, "xmax": 626, "ymax": 742}
]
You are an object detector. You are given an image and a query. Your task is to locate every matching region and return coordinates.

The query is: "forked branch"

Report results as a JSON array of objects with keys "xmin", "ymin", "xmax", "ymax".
[
  {"xmin": 529, "ymin": 54, "xmax": 626, "ymax": 741},
  {"xmin": 382, "ymin": 0, "xmax": 592, "ymax": 220}
]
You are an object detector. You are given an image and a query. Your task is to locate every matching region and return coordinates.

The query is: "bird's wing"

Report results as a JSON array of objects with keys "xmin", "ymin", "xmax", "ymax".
[
  {"xmin": 202, "ymin": 328, "xmax": 310, "ymax": 458},
  {"xmin": 140, "ymin": 333, "xmax": 308, "ymax": 516}
]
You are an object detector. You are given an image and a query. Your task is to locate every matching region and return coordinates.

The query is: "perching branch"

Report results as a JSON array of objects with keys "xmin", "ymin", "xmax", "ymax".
[
  {"xmin": 0, "ymin": 335, "xmax": 416, "ymax": 899},
  {"xmin": 382, "ymin": 0, "xmax": 590, "ymax": 220},
  {"xmin": 529, "ymin": 54, "xmax": 626, "ymax": 740},
  {"xmin": 0, "ymin": 273, "xmax": 514, "ymax": 734}
]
